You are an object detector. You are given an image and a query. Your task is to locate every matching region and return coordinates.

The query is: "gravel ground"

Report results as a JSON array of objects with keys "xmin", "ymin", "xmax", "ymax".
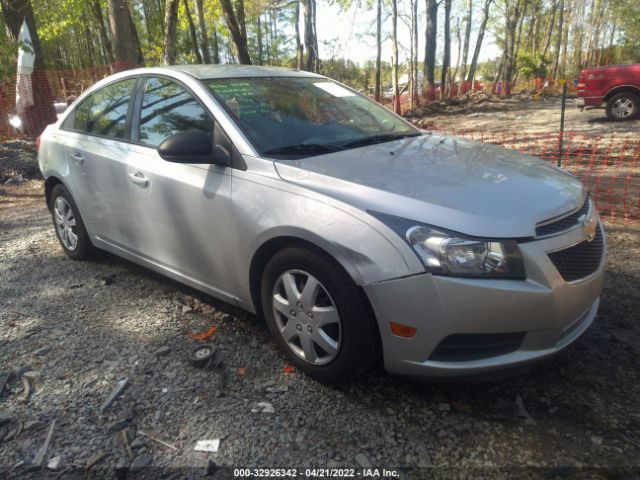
[{"xmin": 1, "ymin": 142, "xmax": 640, "ymax": 480}]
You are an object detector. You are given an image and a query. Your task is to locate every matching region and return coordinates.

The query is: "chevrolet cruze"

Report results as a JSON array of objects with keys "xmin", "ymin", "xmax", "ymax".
[{"xmin": 38, "ymin": 65, "xmax": 606, "ymax": 383}]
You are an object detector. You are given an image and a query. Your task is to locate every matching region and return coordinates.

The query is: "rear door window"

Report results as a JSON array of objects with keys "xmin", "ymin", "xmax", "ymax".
[
  {"xmin": 86, "ymin": 78, "xmax": 137, "ymax": 139},
  {"xmin": 137, "ymin": 77, "xmax": 213, "ymax": 148}
]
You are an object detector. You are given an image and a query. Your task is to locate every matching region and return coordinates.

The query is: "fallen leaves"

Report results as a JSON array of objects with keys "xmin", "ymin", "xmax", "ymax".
[{"xmin": 188, "ymin": 325, "xmax": 218, "ymax": 341}]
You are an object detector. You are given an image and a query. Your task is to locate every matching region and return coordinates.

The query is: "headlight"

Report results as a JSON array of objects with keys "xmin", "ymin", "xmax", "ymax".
[
  {"xmin": 368, "ymin": 211, "xmax": 525, "ymax": 279},
  {"xmin": 406, "ymin": 226, "xmax": 525, "ymax": 278}
]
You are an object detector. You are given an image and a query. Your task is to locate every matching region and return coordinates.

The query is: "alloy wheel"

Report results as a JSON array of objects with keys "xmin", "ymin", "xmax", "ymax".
[
  {"xmin": 611, "ymin": 98, "xmax": 635, "ymax": 119},
  {"xmin": 53, "ymin": 196, "xmax": 78, "ymax": 251},
  {"xmin": 272, "ymin": 269, "xmax": 342, "ymax": 365}
]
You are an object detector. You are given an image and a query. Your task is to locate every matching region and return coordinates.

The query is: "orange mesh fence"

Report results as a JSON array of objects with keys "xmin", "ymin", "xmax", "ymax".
[
  {"xmin": 0, "ymin": 61, "xmax": 136, "ymax": 140},
  {"xmin": 384, "ymin": 78, "xmax": 578, "ymax": 114},
  {"xmin": 418, "ymin": 127, "xmax": 640, "ymax": 225},
  {"xmin": 0, "ymin": 64, "xmax": 636, "ymax": 225}
]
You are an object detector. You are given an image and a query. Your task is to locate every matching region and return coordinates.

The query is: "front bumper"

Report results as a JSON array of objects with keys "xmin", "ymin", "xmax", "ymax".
[{"xmin": 363, "ymin": 224, "xmax": 606, "ymax": 378}]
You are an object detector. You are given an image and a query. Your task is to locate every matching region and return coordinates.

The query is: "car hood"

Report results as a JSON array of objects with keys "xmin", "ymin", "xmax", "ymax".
[{"xmin": 273, "ymin": 133, "xmax": 586, "ymax": 238}]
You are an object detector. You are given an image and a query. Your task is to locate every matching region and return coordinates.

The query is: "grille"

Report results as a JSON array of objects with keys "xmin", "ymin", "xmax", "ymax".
[
  {"xmin": 535, "ymin": 197, "xmax": 591, "ymax": 237},
  {"xmin": 429, "ymin": 332, "xmax": 526, "ymax": 362},
  {"xmin": 548, "ymin": 226, "xmax": 604, "ymax": 282}
]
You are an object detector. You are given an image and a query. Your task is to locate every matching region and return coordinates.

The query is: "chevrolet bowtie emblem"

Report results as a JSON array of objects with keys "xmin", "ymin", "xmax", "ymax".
[{"xmin": 579, "ymin": 213, "xmax": 597, "ymax": 242}]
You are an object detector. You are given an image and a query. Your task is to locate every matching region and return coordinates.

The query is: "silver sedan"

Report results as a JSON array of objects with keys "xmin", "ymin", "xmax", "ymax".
[{"xmin": 38, "ymin": 65, "xmax": 605, "ymax": 383}]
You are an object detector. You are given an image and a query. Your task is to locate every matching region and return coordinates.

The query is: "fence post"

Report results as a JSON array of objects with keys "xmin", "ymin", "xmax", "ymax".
[{"xmin": 558, "ymin": 81, "xmax": 568, "ymax": 167}]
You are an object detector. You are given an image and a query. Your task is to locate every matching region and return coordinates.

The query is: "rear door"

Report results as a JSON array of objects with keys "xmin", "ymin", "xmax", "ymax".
[
  {"xmin": 124, "ymin": 76, "xmax": 234, "ymax": 295},
  {"xmin": 63, "ymin": 77, "xmax": 139, "ymax": 247}
]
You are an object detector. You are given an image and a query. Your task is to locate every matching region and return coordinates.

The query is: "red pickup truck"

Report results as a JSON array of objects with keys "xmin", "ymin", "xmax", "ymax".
[{"xmin": 577, "ymin": 63, "xmax": 640, "ymax": 121}]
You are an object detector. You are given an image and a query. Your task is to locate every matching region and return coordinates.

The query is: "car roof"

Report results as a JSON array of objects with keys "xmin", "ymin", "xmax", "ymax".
[{"xmin": 166, "ymin": 64, "xmax": 324, "ymax": 80}]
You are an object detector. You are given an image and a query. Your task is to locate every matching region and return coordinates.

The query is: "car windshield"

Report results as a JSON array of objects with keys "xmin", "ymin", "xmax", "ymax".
[{"xmin": 204, "ymin": 76, "xmax": 421, "ymax": 158}]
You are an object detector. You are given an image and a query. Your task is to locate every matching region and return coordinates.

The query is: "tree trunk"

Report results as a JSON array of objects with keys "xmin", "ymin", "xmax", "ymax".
[
  {"xmin": 391, "ymin": 0, "xmax": 400, "ymax": 113},
  {"xmin": 303, "ymin": 0, "xmax": 317, "ymax": 72},
  {"xmin": 374, "ymin": 0, "xmax": 381, "ymax": 102},
  {"xmin": 467, "ymin": 0, "xmax": 492, "ymax": 86},
  {"xmin": 409, "ymin": 0, "xmax": 415, "ymax": 108},
  {"xmin": 502, "ymin": 0, "xmax": 522, "ymax": 93},
  {"xmin": 295, "ymin": 1, "xmax": 304, "ymax": 69},
  {"xmin": 422, "ymin": 0, "xmax": 438, "ymax": 100},
  {"xmin": 257, "ymin": 14, "xmax": 263, "ymax": 65},
  {"xmin": 91, "ymin": 0, "xmax": 113, "ymax": 63},
  {"xmin": 141, "ymin": 0, "xmax": 155, "ymax": 41},
  {"xmin": 312, "ymin": 0, "xmax": 319, "ymax": 72},
  {"xmin": 0, "ymin": 0, "xmax": 57, "ymax": 136},
  {"xmin": 83, "ymin": 20, "xmax": 97, "ymax": 67},
  {"xmin": 460, "ymin": 0, "xmax": 472, "ymax": 80},
  {"xmin": 524, "ymin": 2, "xmax": 538, "ymax": 54},
  {"xmin": 440, "ymin": 0, "xmax": 452, "ymax": 100},
  {"xmin": 559, "ymin": 1, "xmax": 571, "ymax": 78},
  {"xmin": 237, "ymin": 0, "xmax": 247, "ymax": 42},
  {"xmin": 162, "ymin": 0, "xmax": 179, "ymax": 65},
  {"xmin": 553, "ymin": 0, "xmax": 565, "ymax": 78},
  {"xmin": 452, "ymin": 17, "xmax": 462, "ymax": 88},
  {"xmin": 183, "ymin": 0, "xmax": 203, "ymax": 63},
  {"xmin": 219, "ymin": 0, "xmax": 252, "ymax": 64},
  {"xmin": 194, "ymin": 0, "xmax": 212, "ymax": 63},
  {"xmin": 212, "ymin": 27, "xmax": 220, "ymax": 63},
  {"xmin": 108, "ymin": 0, "xmax": 144, "ymax": 67},
  {"xmin": 412, "ymin": 0, "xmax": 418, "ymax": 104},
  {"xmin": 270, "ymin": 3, "xmax": 278, "ymax": 63},
  {"xmin": 542, "ymin": 0, "xmax": 557, "ymax": 59}
]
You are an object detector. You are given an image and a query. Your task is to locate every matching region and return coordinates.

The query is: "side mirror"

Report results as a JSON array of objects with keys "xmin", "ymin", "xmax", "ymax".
[{"xmin": 158, "ymin": 130, "xmax": 230, "ymax": 166}]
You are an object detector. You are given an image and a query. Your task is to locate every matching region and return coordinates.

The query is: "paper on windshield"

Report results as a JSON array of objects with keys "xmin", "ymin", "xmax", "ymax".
[{"xmin": 313, "ymin": 82, "xmax": 356, "ymax": 97}]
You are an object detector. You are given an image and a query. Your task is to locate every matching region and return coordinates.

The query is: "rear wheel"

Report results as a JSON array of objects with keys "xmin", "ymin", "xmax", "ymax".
[
  {"xmin": 50, "ymin": 184, "xmax": 96, "ymax": 260},
  {"xmin": 261, "ymin": 246, "xmax": 378, "ymax": 383},
  {"xmin": 606, "ymin": 92, "xmax": 639, "ymax": 121}
]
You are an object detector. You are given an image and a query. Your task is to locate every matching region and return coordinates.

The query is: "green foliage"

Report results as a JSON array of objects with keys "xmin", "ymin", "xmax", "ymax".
[
  {"xmin": 477, "ymin": 58, "xmax": 499, "ymax": 82},
  {"xmin": 0, "ymin": 27, "xmax": 17, "ymax": 79},
  {"xmin": 1, "ymin": 0, "xmax": 639, "ymax": 89},
  {"xmin": 516, "ymin": 52, "xmax": 549, "ymax": 79},
  {"xmin": 319, "ymin": 58, "xmax": 364, "ymax": 89}
]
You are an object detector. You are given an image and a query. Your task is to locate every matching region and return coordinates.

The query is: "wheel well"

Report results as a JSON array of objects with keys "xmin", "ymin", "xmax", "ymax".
[
  {"xmin": 604, "ymin": 86, "xmax": 640, "ymax": 102},
  {"xmin": 248, "ymin": 236, "xmax": 382, "ymax": 361},
  {"xmin": 249, "ymin": 236, "xmax": 369, "ymax": 317},
  {"xmin": 249, "ymin": 237, "xmax": 319, "ymax": 318},
  {"xmin": 44, "ymin": 176, "xmax": 63, "ymax": 211}
]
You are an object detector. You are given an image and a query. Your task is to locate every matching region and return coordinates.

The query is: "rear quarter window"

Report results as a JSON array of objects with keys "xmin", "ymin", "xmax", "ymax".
[{"xmin": 62, "ymin": 95, "xmax": 91, "ymax": 132}]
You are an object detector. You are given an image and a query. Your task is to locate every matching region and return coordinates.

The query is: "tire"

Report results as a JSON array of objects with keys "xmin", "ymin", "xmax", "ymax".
[
  {"xmin": 605, "ymin": 92, "xmax": 639, "ymax": 121},
  {"xmin": 50, "ymin": 184, "xmax": 97, "ymax": 260},
  {"xmin": 189, "ymin": 344, "xmax": 217, "ymax": 368},
  {"xmin": 260, "ymin": 245, "xmax": 378, "ymax": 383}
]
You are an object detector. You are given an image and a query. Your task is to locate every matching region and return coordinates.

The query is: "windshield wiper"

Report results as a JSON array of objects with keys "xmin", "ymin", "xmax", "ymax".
[
  {"xmin": 340, "ymin": 132, "xmax": 421, "ymax": 149},
  {"xmin": 263, "ymin": 143, "xmax": 343, "ymax": 156}
]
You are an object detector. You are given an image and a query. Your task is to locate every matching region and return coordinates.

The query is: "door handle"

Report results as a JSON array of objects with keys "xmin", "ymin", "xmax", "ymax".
[
  {"xmin": 70, "ymin": 152, "xmax": 84, "ymax": 166},
  {"xmin": 128, "ymin": 172, "xmax": 149, "ymax": 187}
]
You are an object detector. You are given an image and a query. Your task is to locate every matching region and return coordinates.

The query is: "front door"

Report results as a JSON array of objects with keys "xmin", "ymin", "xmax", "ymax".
[{"xmin": 124, "ymin": 77, "xmax": 234, "ymax": 295}]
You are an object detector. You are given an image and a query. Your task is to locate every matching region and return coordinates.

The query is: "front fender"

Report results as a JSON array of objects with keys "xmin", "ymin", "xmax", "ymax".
[
  {"xmin": 249, "ymin": 222, "xmax": 409, "ymax": 288},
  {"xmin": 229, "ymin": 162, "xmax": 425, "ymax": 308}
]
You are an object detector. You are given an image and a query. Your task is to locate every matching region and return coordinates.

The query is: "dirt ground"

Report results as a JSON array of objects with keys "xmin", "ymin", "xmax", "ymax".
[
  {"xmin": 405, "ymin": 94, "xmax": 640, "ymax": 136},
  {"xmin": 1, "ymin": 133, "xmax": 640, "ymax": 479}
]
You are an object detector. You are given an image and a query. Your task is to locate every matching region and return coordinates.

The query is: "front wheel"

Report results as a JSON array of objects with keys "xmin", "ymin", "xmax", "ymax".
[
  {"xmin": 261, "ymin": 246, "xmax": 378, "ymax": 383},
  {"xmin": 606, "ymin": 92, "xmax": 639, "ymax": 121}
]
